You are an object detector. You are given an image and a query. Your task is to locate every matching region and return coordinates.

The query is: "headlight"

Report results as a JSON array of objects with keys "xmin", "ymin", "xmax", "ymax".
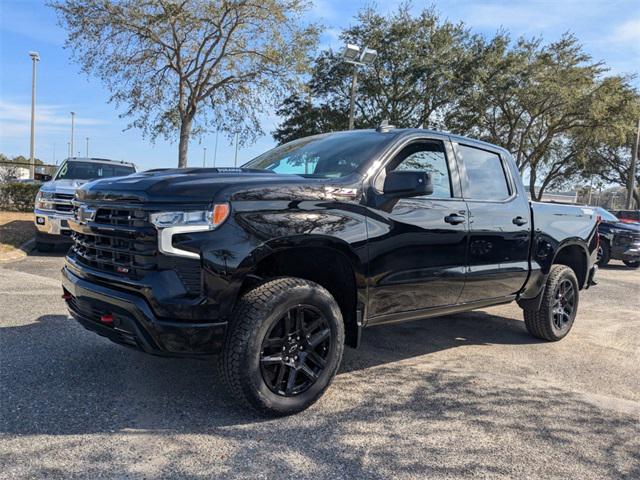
[
  {"xmin": 150, "ymin": 204, "xmax": 230, "ymax": 229},
  {"xmin": 149, "ymin": 204, "xmax": 230, "ymax": 259},
  {"xmin": 35, "ymin": 191, "xmax": 54, "ymax": 210}
]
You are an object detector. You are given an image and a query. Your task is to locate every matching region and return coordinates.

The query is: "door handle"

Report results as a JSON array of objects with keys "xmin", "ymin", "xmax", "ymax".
[
  {"xmin": 444, "ymin": 214, "xmax": 466, "ymax": 225},
  {"xmin": 512, "ymin": 216, "xmax": 528, "ymax": 226}
]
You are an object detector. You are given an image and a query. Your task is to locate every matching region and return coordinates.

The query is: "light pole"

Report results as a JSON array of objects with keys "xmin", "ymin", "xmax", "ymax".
[
  {"xmin": 234, "ymin": 132, "xmax": 239, "ymax": 167},
  {"xmin": 213, "ymin": 130, "xmax": 219, "ymax": 168},
  {"xmin": 28, "ymin": 51, "xmax": 40, "ymax": 179},
  {"xmin": 70, "ymin": 112, "xmax": 76, "ymax": 158},
  {"xmin": 67, "ymin": 142, "xmax": 71, "ymax": 158},
  {"xmin": 341, "ymin": 44, "xmax": 377, "ymax": 130},
  {"xmin": 626, "ymin": 118, "xmax": 639, "ymax": 208},
  {"xmin": 85, "ymin": 137, "xmax": 89, "ymax": 157}
]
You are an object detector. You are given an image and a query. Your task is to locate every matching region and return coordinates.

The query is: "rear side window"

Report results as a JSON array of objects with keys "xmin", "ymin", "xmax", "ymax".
[{"xmin": 459, "ymin": 145, "xmax": 510, "ymax": 200}]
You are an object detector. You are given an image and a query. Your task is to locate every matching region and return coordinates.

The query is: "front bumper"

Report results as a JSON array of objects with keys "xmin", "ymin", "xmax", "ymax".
[
  {"xmin": 611, "ymin": 241, "xmax": 640, "ymax": 262},
  {"xmin": 34, "ymin": 209, "xmax": 73, "ymax": 239},
  {"xmin": 62, "ymin": 266, "xmax": 226, "ymax": 357}
]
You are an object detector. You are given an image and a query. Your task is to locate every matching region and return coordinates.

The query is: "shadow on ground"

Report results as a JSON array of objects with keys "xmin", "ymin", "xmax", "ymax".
[{"xmin": 1, "ymin": 311, "xmax": 638, "ymax": 478}]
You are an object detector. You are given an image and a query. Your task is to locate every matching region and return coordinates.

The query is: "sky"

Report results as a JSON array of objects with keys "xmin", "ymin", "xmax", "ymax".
[{"xmin": 1, "ymin": 0, "xmax": 639, "ymax": 171}]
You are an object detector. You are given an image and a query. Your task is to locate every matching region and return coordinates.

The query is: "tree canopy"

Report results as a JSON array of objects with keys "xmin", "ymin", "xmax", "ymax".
[
  {"xmin": 51, "ymin": 0, "xmax": 319, "ymax": 167},
  {"xmin": 274, "ymin": 5, "xmax": 476, "ymax": 143},
  {"xmin": 273, "ymin": 5, "xmax": 639, "ymax": 201}
]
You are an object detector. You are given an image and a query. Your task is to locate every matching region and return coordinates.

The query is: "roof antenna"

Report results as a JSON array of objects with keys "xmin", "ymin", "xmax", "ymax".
[{"xmin": 376, "ymin": 119, "xmax": 395, "ymax": 133}]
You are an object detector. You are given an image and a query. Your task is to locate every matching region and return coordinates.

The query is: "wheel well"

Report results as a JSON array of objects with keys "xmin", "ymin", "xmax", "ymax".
[
  {"xmin": 245, "ymin": 247, "xmax": 359, "ymax": 348},
  {"xmin": 553, "ymin": 245, "xmax": 587, "ymax": 289}
]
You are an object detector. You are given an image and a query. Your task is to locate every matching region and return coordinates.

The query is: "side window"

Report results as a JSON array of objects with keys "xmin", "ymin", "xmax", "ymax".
[
  {"xmin": 390, "ymin": 141, "xmax": 453, "ymax": 198},
  {"xmin": 458, "ymin": 145, "xmax": 510, "ymax": 200}
]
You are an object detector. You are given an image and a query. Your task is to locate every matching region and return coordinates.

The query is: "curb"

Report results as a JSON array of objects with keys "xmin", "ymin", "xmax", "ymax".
[{"xmin": 0, "ymin": 237, "xmax": 35, "ymax": 263}]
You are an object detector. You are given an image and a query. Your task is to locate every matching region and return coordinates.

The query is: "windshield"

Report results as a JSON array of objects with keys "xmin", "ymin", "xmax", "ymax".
[
  {"xmin": 55, "ymin": 161, "xmax": 135, "ymax": 180},
  {"xmin": 596, "ymin": 208, "xmax": 619, "ymax": 222},
  {"xmin": 242, "ymin": 131, "xmax": 396, "ymax": 178}
]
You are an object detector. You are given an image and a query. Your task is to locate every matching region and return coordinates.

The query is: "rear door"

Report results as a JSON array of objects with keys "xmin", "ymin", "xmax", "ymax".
[{"xmin": 453, "ymin": 142, "xmax": 531, "ymax": 303}]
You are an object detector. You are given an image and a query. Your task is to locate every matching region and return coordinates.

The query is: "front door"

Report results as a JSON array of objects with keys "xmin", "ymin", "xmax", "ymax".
[{"xmin": 366, "ymin": 137, "xmax": 469, "ymax": 321}]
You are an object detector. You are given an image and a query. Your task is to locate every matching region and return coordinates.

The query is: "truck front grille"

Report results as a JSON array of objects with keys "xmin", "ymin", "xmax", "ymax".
[
  {"xmin": 52, "ymin": 193, "xmax": 74, "ymax": 214},
  {"xmin": 70, "ymin": 205, "xmax": 202, "ymax": 296}
]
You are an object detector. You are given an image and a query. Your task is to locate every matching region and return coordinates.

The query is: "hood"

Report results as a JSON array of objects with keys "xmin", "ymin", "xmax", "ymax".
[
  {"xmin": 611, "ymin": 221, "xmax": 640, "ymax": 233},
  {"xmin": 600, "ymin": 219, "xmax": 640, "ymax": 233},
  {"xmin": 41, "ymin": 178, "xmax": 90, "ymax": 195},
  {"xmin": 75, "ymin": 168, "xmax": 359, "ymax": 204}
]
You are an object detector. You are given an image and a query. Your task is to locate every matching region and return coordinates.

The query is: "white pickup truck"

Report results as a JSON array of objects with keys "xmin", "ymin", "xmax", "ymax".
[{"xmin": 34, "ymin": 157, "xmax": 136, "ymax": 251}]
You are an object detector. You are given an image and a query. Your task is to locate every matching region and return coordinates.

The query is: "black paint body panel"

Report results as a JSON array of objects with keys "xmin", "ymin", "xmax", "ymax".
[{"xmin": 63, "ymin": 129, "xmax": 598, "ymax": 354}]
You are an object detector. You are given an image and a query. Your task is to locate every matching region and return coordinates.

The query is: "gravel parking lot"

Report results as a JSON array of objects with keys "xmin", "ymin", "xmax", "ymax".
[{"xmin": 1, "ymin": 252, "xmax": 638, "ymax": 479}]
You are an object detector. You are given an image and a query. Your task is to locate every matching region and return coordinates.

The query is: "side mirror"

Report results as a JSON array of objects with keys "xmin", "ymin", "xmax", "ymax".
[{"xmin": 383, "ymin": 170, "xmax": 433, "ymax": 198}]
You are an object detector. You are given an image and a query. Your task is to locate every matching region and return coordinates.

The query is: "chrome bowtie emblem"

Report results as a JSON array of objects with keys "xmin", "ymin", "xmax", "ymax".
[{"xmin": 75, "ymin": 205, "xmax": 96, "ymax": 224}]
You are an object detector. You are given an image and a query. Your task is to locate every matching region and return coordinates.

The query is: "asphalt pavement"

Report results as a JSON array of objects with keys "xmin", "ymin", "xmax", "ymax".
[{"xmin": 1, "ymin": 252, "xmax": 639, "ymax": 479}]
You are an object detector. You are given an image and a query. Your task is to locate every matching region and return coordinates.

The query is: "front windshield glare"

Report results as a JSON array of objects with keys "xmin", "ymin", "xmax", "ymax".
[
  {"xmin": 597, "ymin": 208, "xmax": 619, "ymax": 222},
  {"xmin": 56, "ymin": 161, "xmax": 135, "ymax": 180},
  {"xmin": 243, "ymin": 132, "xmax": 395, "ymax": 178}
]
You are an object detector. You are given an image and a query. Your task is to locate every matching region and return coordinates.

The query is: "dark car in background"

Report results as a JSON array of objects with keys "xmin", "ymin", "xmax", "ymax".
[
  {"xmin": 596, "ymin": 208, "xmax": 640, "ymax": 268},
  {"xmin": 612, "ymin": 209, "xmax": 640, "ymax": 225}
]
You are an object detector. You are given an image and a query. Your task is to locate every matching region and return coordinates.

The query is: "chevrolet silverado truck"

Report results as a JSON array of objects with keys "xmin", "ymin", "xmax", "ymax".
[
  {"xmin": 62, "ymin": 127, "xmax": 598, "ymax": 415},
  {"xmin": 34, "ymin": 157, "xmax": 136, "ymax": 251},
  {"xmin": 595, "ymin": 207, "xmax": 640, "ymax": 268}
]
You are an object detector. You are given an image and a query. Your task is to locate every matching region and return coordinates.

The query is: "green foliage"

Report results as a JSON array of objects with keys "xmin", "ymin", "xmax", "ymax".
[
  {"xmin": 0, "ymin": 183, "xmax": 41, "ymax": 212},
  {"xmin": 50, "ymin": 0, "xmax": 319, "ymax": 167},
  {"xmin": 272, "ymin": 94, "xmax": 349, "ymax": 144},
  {"xmin": 274, "ymin": 5, "xmax": 476, "ymax": 143},
  {"xmin": 273, "ymin": 6, "xmax": 640, "ymax": 200},
  {"xmin": 447, "ymin": 34, "xmax": 638, "ymax": 199}
]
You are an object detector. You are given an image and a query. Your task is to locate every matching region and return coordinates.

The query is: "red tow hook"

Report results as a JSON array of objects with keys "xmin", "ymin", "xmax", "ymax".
[
  {"xmin": 62, "ymin": 292, "xmax": 72, "ymax": 300},
  {"xmin": 100, "ymin": 314, "xmax": 114, "ymax": 325}
]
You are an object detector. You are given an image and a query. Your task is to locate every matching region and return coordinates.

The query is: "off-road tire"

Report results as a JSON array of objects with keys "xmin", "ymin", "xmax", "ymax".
[
  {"xmin": 523, "ymin": 265, "xmax": 579, "ymax": 341},
  {"xmin": 597, "ymin": 241, "xmax": 610, "ymax": 267},
  {"xmin": 623, "ymin": 260, "xmax": 640, "ymax": 269},
  {"xmin": 222, "ymin": 277, "xmax": 344, "ymax": 416}
]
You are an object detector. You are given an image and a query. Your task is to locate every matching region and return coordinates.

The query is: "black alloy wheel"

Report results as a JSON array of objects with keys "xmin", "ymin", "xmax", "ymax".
[
  {"xmin": 522, "ymin": 264, "xmax": 579, "ymax": 341},
  {"xmin": 222, "ymin": 277, "xmax": 344, "ymax": 416},
  {"xmin": 552, "ymin": 278, "xmax": 576, "ymax": 331},
  {"xmin": 597, "ymin": 241, "xmax": 610, "ymax": 266},
  {"xmin": 260, "ymin": 305, "xmax": 332, "ymax": 397}
]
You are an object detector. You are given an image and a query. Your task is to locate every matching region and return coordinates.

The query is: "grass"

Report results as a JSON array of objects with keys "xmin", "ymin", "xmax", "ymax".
[{"xmin": 0, "ymin": 211, "xmax": 35, "ymax": 254}]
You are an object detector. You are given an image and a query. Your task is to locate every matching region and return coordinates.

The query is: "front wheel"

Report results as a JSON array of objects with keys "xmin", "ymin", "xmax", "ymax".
[
  {"xmin": 523, "ymin": 265, "xmax": 579, "ymax": 341},
  {"xmin": 623, "ymin": 260, "xmax": 640, "ymax": 269},
  {"xmin": 597, "ymin": 241, "xmax": 610, "ymax": 267},
  {"xmin": 222, "ymin": 277, "xmax": 345, "ymax": 416}
]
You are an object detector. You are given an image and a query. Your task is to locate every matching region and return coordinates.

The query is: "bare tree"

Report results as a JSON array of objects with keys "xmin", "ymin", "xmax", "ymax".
[{"xmin": 51, "ymin": 0, "xmax": 319, "ymax": 167}]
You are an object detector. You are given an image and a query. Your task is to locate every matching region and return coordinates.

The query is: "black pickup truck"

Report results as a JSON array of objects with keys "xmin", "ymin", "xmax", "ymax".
[{"xmin": 62, "ymin": 127, "xmax": 598, "ymax": 415}]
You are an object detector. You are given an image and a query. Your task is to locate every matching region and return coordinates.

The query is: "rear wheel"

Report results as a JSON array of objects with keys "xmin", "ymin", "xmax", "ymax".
[
  {"xmin": 597, "ymin": 241, "xmax": 610, "ymax": 267},
  {"xmin": 523, "ymin": 265, "xmax": 579, "ymax": 341},
  {"xmin": 623, "ymin": 260, "xmax": 640, "ymax": 269},
  {"xmin": 222, "ymin": 277, "xmax": 344, "ymax": 416}
]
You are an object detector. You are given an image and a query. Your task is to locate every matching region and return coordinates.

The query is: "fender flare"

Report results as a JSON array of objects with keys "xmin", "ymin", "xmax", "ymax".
[
  {"xmin": 219, "ymin": 234, "xmax": 365, "ymax": 319},
  {"xmin": 518, "ymin": 238, "xmax": 590, "ymax": 311}
]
